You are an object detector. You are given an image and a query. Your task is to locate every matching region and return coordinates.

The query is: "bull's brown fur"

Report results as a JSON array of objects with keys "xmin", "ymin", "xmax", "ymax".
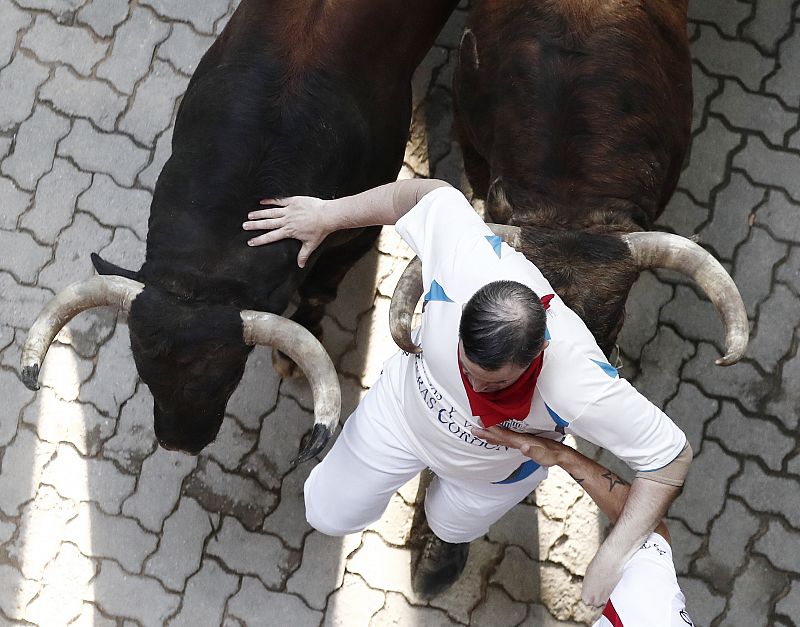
[{"xmin": 454, "ymin": 0, "xmax": 692, "ymax": 354}]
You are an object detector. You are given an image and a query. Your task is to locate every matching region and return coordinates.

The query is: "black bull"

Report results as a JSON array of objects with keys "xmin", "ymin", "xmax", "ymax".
[{"xmin": 22, "ymin": 0, "xmax": 459, "ymax": 457}]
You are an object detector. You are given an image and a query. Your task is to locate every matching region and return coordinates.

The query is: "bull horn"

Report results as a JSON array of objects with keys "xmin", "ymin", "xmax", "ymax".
[
  {"xmin": 389, "ymin": 223, "xmax": 522, "ymax": 353},
  {"xmin": 240, "ymin": 311, "xmax": 340, "ymax": 463},
  {"xmin": 622, "ymin": 232, "xmax": 749, "ymax": 366},
  {"xmin": 21, "ymin": 275, "xmax": 144, "ymax": 391}
]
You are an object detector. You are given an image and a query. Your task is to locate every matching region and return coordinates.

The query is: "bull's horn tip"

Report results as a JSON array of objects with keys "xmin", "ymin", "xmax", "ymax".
[
  {"xmin": 291, "ymin": 423, "xmax": 332, "ymax": 465},
  {"xmin": 715, "ymin": 353, "xmax": 740, "ymax": 367},
  {"xmin": 21, "ymin": 364, "xmax": 41, "ymax": 391}
]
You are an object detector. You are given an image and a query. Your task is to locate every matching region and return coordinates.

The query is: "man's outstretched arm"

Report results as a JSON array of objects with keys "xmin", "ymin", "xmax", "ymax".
[{"xmin": 243, "ymin": 179, "xmax": 450, "ymax": 267}]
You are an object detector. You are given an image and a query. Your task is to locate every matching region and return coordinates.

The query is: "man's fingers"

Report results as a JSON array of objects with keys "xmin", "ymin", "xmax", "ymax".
[
  {"xmin": 243, "ymin": 217, "xmax": 283, "ymax": 231},
  {"xmin": 247, "ymin": 228, "xmax": 288, "ymax": 247},
  {"xmin": 259, "ymin": 197, "xmax": 286, "ymax": 206},
  {"xmin": 247, "ymin": 207, "xmax": 285, "ymax": 221}
]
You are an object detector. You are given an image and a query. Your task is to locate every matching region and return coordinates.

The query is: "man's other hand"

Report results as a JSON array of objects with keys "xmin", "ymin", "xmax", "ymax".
[{"xmin": 471, "ymin": 426, "xmax": 568, "ymax": 468}]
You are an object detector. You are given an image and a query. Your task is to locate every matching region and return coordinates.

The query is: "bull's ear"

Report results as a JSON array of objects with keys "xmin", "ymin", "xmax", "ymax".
[
  {"xmin": 91, "ymin": 252, "xmax": 140, "ymax": 281},
  {"xmin": 486, "ymin": 177, "xmax": 514, "ymax": 224}
]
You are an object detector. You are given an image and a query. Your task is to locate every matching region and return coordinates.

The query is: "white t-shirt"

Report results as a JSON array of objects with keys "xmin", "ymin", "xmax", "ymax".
[
  {"xmin": 593, "ymin": 533, "xmax": 694, "ymax": 627},
  {"xmin": 386, "ymin": 187, "xmax": 686, "ymax": 483}
]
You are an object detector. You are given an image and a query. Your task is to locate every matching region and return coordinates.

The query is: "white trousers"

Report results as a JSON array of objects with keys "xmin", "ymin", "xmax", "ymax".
[{"xmin": 304, "ymin": 375, "xmax": 547, "ymax": 543}]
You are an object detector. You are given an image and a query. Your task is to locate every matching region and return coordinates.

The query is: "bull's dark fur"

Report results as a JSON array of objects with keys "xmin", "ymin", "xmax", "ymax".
[
  {"xmin": 94, "ymin": 0, "xmax": 457, "ymax": 454},
  {"xmin": 454, "ymin": 0, "xmax": 691, "ymax": 354}
]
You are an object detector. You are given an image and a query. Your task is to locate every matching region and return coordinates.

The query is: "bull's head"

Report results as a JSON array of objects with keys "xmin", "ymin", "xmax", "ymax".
[
  {"xmin": 20, "ymin": 258, "xmax": 340, "ymax": 461},
  {"xmin": 389, "ymin": 224, "xmax": 749, "ymax": 365}
]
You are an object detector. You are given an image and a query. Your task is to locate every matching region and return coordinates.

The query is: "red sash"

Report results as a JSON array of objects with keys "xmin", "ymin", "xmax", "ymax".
[{"xmin": 459, "ymin": 294, "xmax": 553, "ymax": 428}]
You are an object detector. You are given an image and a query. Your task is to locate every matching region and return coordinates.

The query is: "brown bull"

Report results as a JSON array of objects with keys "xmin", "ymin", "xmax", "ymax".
[{"xmin": 440, "ymin": 0, "xmax": 747, "ymax": 362}]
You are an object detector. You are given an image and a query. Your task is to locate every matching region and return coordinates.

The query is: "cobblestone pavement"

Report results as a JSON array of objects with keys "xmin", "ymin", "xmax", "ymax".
[{"xmin": 0, "ymin": 0, "xmax": 798, "ymax": 625}]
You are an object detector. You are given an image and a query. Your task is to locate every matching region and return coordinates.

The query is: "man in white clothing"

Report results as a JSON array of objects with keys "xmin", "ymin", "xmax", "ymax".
[{"xmin": 242, "ymin": 179, "xmax": 692, "ymax": 604}]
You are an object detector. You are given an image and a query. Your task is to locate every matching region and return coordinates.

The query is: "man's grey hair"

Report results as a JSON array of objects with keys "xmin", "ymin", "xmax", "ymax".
[{"xmin": 459, "ymin": 280, "xmax": 547, "ymax": 371}]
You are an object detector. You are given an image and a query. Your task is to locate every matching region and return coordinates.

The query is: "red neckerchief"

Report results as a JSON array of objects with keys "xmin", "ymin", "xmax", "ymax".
[{"xmin": 459, "ymin": 294, "xmax": 554, "ymax": 428}]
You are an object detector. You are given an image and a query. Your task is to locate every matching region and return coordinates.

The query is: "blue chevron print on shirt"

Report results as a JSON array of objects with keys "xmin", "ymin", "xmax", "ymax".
[{"xmin": 424, "ymin": 280, "xmax": 454, "ymax": 303}]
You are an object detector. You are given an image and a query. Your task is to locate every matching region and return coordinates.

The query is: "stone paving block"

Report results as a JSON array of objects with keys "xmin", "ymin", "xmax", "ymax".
[
  {"xmin": 671, "ymin": 440, "xmax": 740, "ymax": 533},
  {"xmin": 63, "ymin": 501, "xmax": 158, "ymax": 573},
  {"xmin": 634, "ymin": 326, "xmax": 695, "ymax": 408},
  {"xmin": 340, "ymin": 297, "xmax": 395, "ymax": 387},
  {"xmin": 373, "ymin": 591, "xmax": 457, "ymax": 626},
  {"xmin": 286, "ymin": 531, "xmax": 361, "ymax": 610},
  {"xmin": 656, "ymin": 189, "xmax": 708, "ymax": 238},
  {"xmin": 225, "ymin": 345, "xmax": 280, "ymax": 431},
  {"xmin": 470, "ymin": 585, "xmax": 528, "ymax": 627},
  {"xmin": 157, "ymin": 23, "xmax": 214, "ymax": 75},
  {"xmin": 140, "ymin": 0, "xmax": 229, "ymax": 35},
  {"xmin": 733, "ymin": 136, "xmax": 800, "ymax": 203},
  {"xmin": 0, "ymin": 228, "xmax": 51, "ymax": 283},
  {"xmin": 0, "ymin": 176, "xmax": 29, "ymax": 229},
  {"xmin": 138, "ymin": 126, "xmax": 173, "ymax": 191},
  {"xmin": 346, "ymin": 532, "xmax": 417, "ymax": 600},
  {"xmin": 743, "ymin": 0, "xmax": 795, "ymax": 54},
  {"xmin": 534, "ymin": 465, "xmax": 583, "ymax": 522},
  {"xmin": 101, "ymin": 384, "xmax": 157, "ymax": 473},
  {"xmin": 2, "ymin": 104, "xmax": 72, "ymax": 190},
  {"xmin": 184, "ymin": 458, "xmax": 276, "ymax": 530},
  {"xmin": 122, "ymin": 449, "xmax": 196, "ymax": 532},
  {"xmin": 242, "ymin": 395, "xmax": 316, "ymax": 490},
  {"xmin": 206, "ymin": 516, "xmax": 293, "ymax": 589},
  {"xmin": 144, "ymin": 496, "xmax": 215, "ymax": 592},
  {"xmin": 0, "ymin": 519, "xmax": 13, "ymax": 543},
  {"xmin": 365, "ymin": 492, "xmax": 415, "ymax": 546},
  {"xmin": 680, "ymin": 116, "xmax": 741, "ymax": 204},
  {"xmin": 205, "ymin": 415, "xmax": 257, "ymax": 472},
  {"xmin": 323, "ymin": 572, "xmax": 385, "ymax": 627},
  {"xmin": 426, "ymin": 538, "xmax": 500, "ymax": 623},
  {"xmin": 41, "ymin": 442, "xmax": 136, "ymax": 515},
  {"xmin": 699, "ymin": 171, "xmax": 763, "ymax": 261},
  {"xmin": 8, "ymin": 484, "xmax": 77, "ymax": 579},
  {"xmin": 684, "ymin": 343, "xmax": 772, "ymax": 413},
  {"xmin": 689, "ymin": 62, "xmax": 718, "ymax": 134},
  {"xmin": 326, "ymin": 246, "xmax": 382, "ymax": 333},
  {"xmin": 97, "ymin": 7, "xmax": 170, "ymax": 95},
  {"xmin": 22, "ymin": 156, "xmax": 93, "ymax": 245},
  {"xmin": 0, "ymin": 366, "xmax": 34, "ymax": 446},
  {"xmin": 0, "ymin": 52, "xmax": 49, "ymax": 131},
  {"xmin": 748, "ymin": 284, "xmax": 800, "ymax": 373},
  {"xmin": 22, "ymin": 386, "xmax": 115, "ymax": 455},
  {"xmin": 0, "ymin": 563, "xmax": 40, "ymax": 621},
  {"xmin": 93, "ymin": 560, "xmax": 180, "ymax": 625},
  {"xmin": 678, "ymin": 576, "xmax": 726, "ymax": 626},
  {"xmin": 733, "ymin": 226, "xmax": 789, "ymax": 318},
  {"xmin": 78, "ymin": 327, "xmax": 139, "ymax": 416},
  {"xmin": 167, "ymin": 558, "xmax": 239, "ymax": 627},
  {"xmin": 766, "ymin": 345, "xmax": 800, "ymax": 430},
  {"xmin": 26, "ymin": 542, "xmax": 96, "ymax": 626},
  {"xmin": 725, "ymin": 555, "xmax": 789, "ymax": 627},
  {"xmin": 731, "ymin": 460, "xmax": 800, "ymax": 528},
  {"xmin": 227, "ymin": 576, "xmax": 322, "ymax": 627},
  {"xmin": 692, "ymin": 25, "xmax": 774, "ymax": 91},
  {"xmin": 664, "ymin": 382, "xmax": 718, "ymax": 454},
  {"xmin": 14, "ymin": 0, "xmax": 83, "ymax": 13},
  {"xmin": 404, "ymin": 107, "xmax": 432, "ymax": 178},
  {"xmin": 40, "ymin": 67, "xmax": 127, "ymax": 132},
  {"xmin": 120, "ymin": 60, "xmax": 186, "ymax": 147},
  {"xmin": 77, "ymin": 0, "xmax": 129, "ymax": 38},
  {"xmin": 754, "ymin": 518, "xmax": 798, "ymax": 572},
  {"xmin": 423, "ymin": 86, "xmax": 456, "ymax": 170},
  {"xmin": 687, "ymin": 0, "xmax": 751, "ymax": 37},
  {"xmin": 21, "ymin": 14, "xmax": 107, "ymax": 77},
  {"xmin": 58, "ymin": 119, "xmax": 149, "ymax": 188},
  {"xmin": 549, "ymin": 492, "xmax": 601, "ymax": 576},
  {"xmin": 790, "ymin": 127, "xmax": 800, "ymax": 151},
  {"xmin": 777, "ymin": 246, "xmax": 800, "ymax": 296},
  {"xmin": 520, "ymin": 603, "xmax": 583, "ymax": 627},
  {"xmin": 95, "ymin": 231, "xmax": 146, "ymax": 289},
  {"xmin": 660, "ymin": 284, "xmax": 726, "ymax": 354},
  {"xmin": 261, "ymin": 461, "xmax": 316, "ymax": 550},
  {"xmin": 695, "ymin": 498, "xmax": 761, "ymax": 591},
  {"xmin": 756, "ymin": 190, "xmax": 800, "ymax": 244},
  {"xmin": 486, "ymin": 502, "xmax": 539, "ymax": 557},
  {"xmin": 491, "ymin": 546, "xmax": 539, "ymax": 603},
  {"xmin": 0, "ymin": 0, "xmax": 32, "ymax": 68},
  {"xmin": 0, "ymin": 428, "xmax": 56, "ymax": 516},
  {"xmin": 766, "ymin": 31, "xmax": 800, "ymax": 107},
  {"xmin": 537, "ymin": 562, "xmax": 583, "ymax": 621},
  {"xmin": 776, "ymin": 580, "xmax": 800, "ymax": 623},
  {"xmin": 77, "ymin": 173, "xmax": 151, "ymax": 240}
]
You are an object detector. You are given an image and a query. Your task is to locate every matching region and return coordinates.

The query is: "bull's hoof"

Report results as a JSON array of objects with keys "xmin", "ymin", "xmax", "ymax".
[{"xmin": 271, "ymin": 348, "xmax": 303, "ymax": 379}]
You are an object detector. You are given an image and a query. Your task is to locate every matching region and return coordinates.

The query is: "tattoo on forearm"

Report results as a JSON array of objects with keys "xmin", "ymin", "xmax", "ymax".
[
  {"xmin": 568, "ymin": 472, "xmax": 585, "ymax": 485},
  {"xmin": 602, "ymin": 471, "xmax": 628, "ymax": 492}
]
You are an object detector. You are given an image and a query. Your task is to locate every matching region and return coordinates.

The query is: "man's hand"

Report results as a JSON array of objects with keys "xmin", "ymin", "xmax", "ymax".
[
  {"xmin": 471, "ymin": 426, "xmax": 569, "ymax": 468},
  {"xmin": 581, "ymin": 542, "xmax": 626, "ymax": 606},
  {"xmin": 243, "ymin": 196, "xmax": 329, "ymax": 267}
]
